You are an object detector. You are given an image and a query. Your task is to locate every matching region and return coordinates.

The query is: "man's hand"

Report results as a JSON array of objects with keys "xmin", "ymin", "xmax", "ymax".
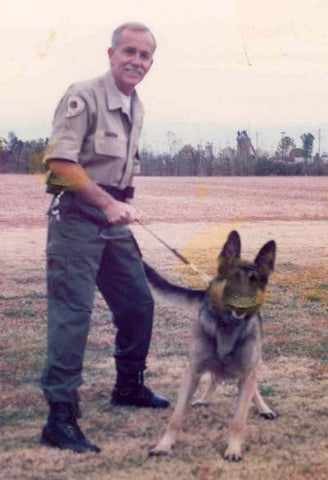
[{"xmin": 103, "ymin": 199, "xmax": 136, "ymax": 225}]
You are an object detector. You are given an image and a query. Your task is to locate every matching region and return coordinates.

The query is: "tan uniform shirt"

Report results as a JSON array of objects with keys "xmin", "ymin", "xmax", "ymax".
[{"xmin": 44, "ymin": 71, "xmax": 144, "ymax": 189}]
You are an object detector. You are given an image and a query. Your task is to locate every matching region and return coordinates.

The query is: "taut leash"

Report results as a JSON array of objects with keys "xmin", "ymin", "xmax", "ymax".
[{"xmin": 135, "ymin": 219, "xmax": 211, "ymax": 284}]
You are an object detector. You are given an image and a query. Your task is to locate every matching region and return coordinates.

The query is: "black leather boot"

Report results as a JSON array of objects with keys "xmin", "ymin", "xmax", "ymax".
[
  {"xmin": 40, "ymin": 402, "xmax": 100, "ymax": 453},
  {"xmin": 111, "ymin": 372, "xmax": 170, "ymax": 408}
]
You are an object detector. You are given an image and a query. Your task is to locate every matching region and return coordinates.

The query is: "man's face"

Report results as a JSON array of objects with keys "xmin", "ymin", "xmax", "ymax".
[{"xmin": 108, "ymin": 28, "xmax": 155, "ymax": 95}]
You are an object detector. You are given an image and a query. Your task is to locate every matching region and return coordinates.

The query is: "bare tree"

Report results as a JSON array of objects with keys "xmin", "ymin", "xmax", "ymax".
[{"xmin": 276, "ymin": 135, "xmax": 296, "ymax": 160}]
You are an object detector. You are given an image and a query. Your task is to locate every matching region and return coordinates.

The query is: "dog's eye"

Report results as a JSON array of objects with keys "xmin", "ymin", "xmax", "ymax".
[{"xmin": 248, "ymin": 272, "xmax": 258, "ymax": 281}]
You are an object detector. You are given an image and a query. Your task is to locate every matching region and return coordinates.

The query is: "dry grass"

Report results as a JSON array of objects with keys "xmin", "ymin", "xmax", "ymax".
[{"xmin": 1, "ymin": 174, "xmax": 327, "ymax": 479}]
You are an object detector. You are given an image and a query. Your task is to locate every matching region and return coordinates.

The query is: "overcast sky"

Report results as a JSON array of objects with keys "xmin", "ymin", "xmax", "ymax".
[{"xmin": 1, "ymin": 0, "xmax": 328, "ymax": 153}]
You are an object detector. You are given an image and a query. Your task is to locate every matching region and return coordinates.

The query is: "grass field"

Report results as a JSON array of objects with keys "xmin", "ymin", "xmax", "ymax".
[{"xmin": 1, "ymin": 174, "xmax": 327, "ymax": 479}]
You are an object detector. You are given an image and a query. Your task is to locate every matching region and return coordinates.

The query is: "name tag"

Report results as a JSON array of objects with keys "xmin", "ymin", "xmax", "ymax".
[{"xmin": 104, "ymin": 131, "xmax": 118, "ymax": 138}]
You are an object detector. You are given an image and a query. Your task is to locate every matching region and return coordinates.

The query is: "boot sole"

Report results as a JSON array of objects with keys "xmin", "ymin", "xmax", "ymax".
[
  {"xmin": 111, "ymin": 398, "xmax": 170, "ymax": 408},
  {"xmin": 41, "ymin": 430, "xmax": 100, "ymax": 453}
]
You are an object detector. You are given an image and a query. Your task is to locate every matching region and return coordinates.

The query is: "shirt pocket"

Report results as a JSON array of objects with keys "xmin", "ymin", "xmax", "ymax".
[{"xmin": 94, "ymin": 133, "xmax": 127, "ymax": 160}]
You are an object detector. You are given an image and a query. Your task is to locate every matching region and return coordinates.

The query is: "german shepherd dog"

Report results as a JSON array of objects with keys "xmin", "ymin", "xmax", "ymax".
[{"xmin": 145, "ymin": 231, "xmax": 278, "ymax": 461}]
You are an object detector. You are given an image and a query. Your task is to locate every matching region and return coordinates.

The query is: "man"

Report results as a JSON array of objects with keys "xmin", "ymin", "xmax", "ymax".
[{"xmin": 40, "ymin": 22, "xmax": 169, "ymax": 454}]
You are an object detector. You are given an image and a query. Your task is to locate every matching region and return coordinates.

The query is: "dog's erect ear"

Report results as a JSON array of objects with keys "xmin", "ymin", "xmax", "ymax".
[
  {"xmin": 254, "ymin": 240, "xmax": 276, "ymax": 277},
  {"xmin": 220, "ymin": 231, "xmax": 241, "ymax": 261},
  {"xmin": 218, "ymin": 231, "xmax": 241, "ymax": 276}
]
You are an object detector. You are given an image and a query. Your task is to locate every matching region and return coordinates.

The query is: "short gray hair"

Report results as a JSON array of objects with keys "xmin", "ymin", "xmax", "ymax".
[{"xmin": 112, "ymin": 22, "xmax": 156, "ymax": 51}]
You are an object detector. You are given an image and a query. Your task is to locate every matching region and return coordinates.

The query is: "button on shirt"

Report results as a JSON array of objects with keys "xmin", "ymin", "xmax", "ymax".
[{"xmin": 44, "ymin": 71, "xmax": 144, "ymax": 189}]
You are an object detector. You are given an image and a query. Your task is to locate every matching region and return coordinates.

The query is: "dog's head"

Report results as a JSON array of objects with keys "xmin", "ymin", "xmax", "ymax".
[{"xmin": 208, "ymin": 231, "xmax": 276, "ymax": 320}]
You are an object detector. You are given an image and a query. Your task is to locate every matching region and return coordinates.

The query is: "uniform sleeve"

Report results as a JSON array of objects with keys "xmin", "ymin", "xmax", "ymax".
[{"xmin": 43, "ymin": 89, "xmax": 90, "ymax": 165}]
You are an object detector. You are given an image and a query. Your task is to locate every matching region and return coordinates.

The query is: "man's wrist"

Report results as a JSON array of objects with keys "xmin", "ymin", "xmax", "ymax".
[{"xmin": 77, "ymin": 181, "xmax": 116, "ymax": 211}]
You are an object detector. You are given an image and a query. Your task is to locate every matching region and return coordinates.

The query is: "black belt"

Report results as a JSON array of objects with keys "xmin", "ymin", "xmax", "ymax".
[
  {"xmin": 98, "ymin": 184, "xmax": 134, "ymax": 201},
  {"xmin": 46, "ymin": 182, "xmax": 134, "ymax": 201}
]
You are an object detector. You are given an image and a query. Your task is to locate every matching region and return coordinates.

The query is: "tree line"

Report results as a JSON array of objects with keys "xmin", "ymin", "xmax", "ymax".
[
  {"xmin": 140, "ymin": 142, "xmax": 328, "ymax": 176},
  {"xmin": 1, "ymin": 131, "xmax": 327, "ymax": 176},
  {"xmin": 0, "ymin": 132, "xmax": 49, "ymax": 174}
]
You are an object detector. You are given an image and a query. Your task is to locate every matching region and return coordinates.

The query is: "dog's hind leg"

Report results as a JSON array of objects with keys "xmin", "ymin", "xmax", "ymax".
[
  {"xmin": 253, "ymin": 384, "xmax": 278, "ymax": 420},
  {"xmin": 192, "ymin": 372, "xmax": 218, "ymax": 406},
  {"xmin": 149, "ymin": 366, "xmax": 201, "ymax": 456},
  {"xmin": 224, "ymin": 370, "xmax": 257, "ymax": 462}
]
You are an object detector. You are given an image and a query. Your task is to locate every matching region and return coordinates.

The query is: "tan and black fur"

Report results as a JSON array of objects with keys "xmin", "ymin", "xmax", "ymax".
[{"xmin": 144, "ymin": 231, "xmax": 278, "ymax": 461}]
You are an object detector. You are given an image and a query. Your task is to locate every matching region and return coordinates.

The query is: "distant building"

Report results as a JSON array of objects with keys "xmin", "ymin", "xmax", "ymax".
[
  {"xmin": 220, "ymin": 146, "xmax": 236, "ymax": 161},
  {"xmin": 288, "ymin": 148, "xmax": 306, "ymax": 163},
  {"xmin": 321, "ymin": 153, "xmax": 328, "ymax": 164}
]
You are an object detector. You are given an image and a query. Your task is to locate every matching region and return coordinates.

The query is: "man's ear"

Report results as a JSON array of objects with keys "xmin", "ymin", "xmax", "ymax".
[{"xmin": 108, "ymin": 47, "xmax": 114, "ymax": 60}]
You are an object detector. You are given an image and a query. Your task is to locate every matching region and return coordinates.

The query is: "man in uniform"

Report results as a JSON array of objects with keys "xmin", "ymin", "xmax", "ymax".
[{"xmin": 40, "ymin": 22, "xmax": 169, "ymax": 454}]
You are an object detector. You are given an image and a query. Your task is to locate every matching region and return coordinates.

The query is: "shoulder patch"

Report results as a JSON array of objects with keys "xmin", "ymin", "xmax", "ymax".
[{"xmin": 66, "ymin": 95, "xmax": 86, "ymax": 118}]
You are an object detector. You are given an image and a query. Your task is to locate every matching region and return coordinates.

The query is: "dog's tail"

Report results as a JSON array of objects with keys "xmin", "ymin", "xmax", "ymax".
[{"xmin": 143, "ymin": 262, "xmax": 206, "ymax": 303}]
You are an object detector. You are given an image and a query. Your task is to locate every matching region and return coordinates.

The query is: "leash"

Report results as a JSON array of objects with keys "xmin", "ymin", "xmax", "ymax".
[
  {"xmin": 50, "ymin": 193, "xmax": 210, "ymax": 283},
  {"xmin": 135, "ymin": 219, "xmax": 211, "ymax": 284}
]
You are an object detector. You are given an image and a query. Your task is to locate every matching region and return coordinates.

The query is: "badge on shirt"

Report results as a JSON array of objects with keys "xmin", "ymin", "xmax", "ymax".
[{"xmin": 66, "ymin": 95, "xmax": 86, "ymax": 118}]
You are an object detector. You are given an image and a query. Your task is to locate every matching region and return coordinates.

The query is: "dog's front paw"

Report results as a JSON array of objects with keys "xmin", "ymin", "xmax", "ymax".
[
  {"xmin": 149, "ymin": 445, "xmax": 173, "ymax": 457},
  {"xmin": 149, "ymin": 448, "xmax": 172, "ymax": 457},
  {"xmin": 260, "ymin": 409, "xmax": 279, "ymax": 420},
  {"xmin": 149, "ymin": 438, "xmax": 174, "ymax": 457},
  {"xmin": 223, "ymin": 444, "xmax": 243, "ymax": 462}
]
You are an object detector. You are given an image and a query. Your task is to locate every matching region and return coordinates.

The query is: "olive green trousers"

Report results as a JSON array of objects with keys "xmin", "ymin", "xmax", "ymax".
[{"xmin": 41, "ymin": 192, "xmax": 154, "ymax": 403}]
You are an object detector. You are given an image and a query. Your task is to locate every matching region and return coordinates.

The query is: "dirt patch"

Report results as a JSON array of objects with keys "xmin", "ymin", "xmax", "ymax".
[{"xmin": 1, "ymin": 175, "xmax": 327, "ymax": 479}]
